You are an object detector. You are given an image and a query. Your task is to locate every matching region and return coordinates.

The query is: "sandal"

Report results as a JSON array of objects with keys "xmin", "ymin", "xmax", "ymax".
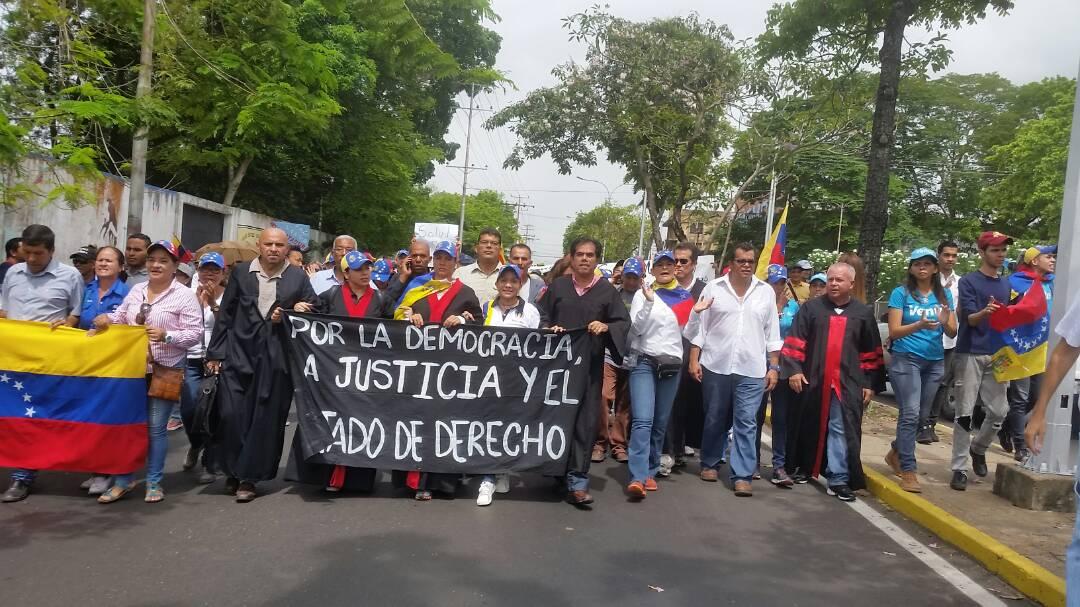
[
  {"xmin": 98, "ymin": 485, "xmax": 132, "ymax": 504},
  {"xmin": 414, "ymin": 490, "xmax": 432, "ymax": 501},
  {"xmin": 144, "ymin": 483, "xmax": 165, "ymax": 503}
]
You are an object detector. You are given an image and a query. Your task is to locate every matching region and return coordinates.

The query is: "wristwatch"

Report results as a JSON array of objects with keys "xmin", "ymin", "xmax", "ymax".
[
  {"xmin": 768, "ymin": 364, "xmax": 781, "ymax": 372},
  {"xmin": 210, "ymin": 305, "xmax": 220, "ymax": 313},
  {"xmin": 164, "ymin": 333, "xmax": 174, "ymax": 345}
]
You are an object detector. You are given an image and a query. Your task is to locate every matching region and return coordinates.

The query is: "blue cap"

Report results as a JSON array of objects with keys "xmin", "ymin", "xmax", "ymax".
[
  {"xmin": 433, "ymin": 240, "xmax": 457, "ymax": 259},
  {"xmin": 341, "ymin": 250, "xmax": 373, "ymax": 272},
  {"xmin": 198, "ymin": 252, "xmax": 225, "ymax": 268},
  {"xmin": 623, "ymin": 257, "xmax": 644, "ymax": 277},
  {"xmin": 653, "ymin": 250, "xmax": 676, "ymax": 264},
  {"xmin": 909, "ymin": 247, "xmax": 938, "ymax": 263},
  {"xmin": 809, "ymin": 272, "xmax": 827, "ymax": 284},
  {"xmin": 396, "ymin": 249, "xmax": 409, "ymax": 258},
  {"xmin": 766, "ymin": 264, "xmax": 788, "ymax": 284},
  {"xmin": 372, "ymin": 259, "xmax": 392, "ymax": 282},
  {"xmin": 498, "ymin": 264, "xmax": 524, "ymax": 281},
  {"xmin": 600, "ymin": 268, "xmax": 612, "ymax": 278}
]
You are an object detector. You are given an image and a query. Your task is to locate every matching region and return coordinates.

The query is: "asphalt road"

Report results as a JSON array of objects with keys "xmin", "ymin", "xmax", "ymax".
[{"xmin": 0, "ymin": 427, "xmax": 1029, "ymax": 607}]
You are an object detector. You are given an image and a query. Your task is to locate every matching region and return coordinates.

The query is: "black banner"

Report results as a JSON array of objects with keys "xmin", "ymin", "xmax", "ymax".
[{"xmin": 283, "ymin": 312, "xmax": 592, "ymax": 475}]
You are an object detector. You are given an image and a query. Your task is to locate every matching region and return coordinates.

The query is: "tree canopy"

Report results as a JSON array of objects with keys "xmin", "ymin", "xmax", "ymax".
[{"xmin": 561, "ymin": 202, "xmax": 641, "ymax": 262}]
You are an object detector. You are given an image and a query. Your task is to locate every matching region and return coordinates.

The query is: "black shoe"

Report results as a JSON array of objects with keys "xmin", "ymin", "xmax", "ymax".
[
  {"xmin": 792, "ymin": 472, "xmax": 810, "ymax": 484},
  {"xmin": 916, "ymin": 426, "xmax": 935, "ymax": 445},
  {"xmin": 196, "ymin": 469, "xmax": 216, "ymax": 485},
  {"xmin": 827, "ymin": 484, "xmax": 856, "ymax": 502},
  {"xmin": 930, "ymin": 427, "xmax": 941, "ymax": 443},
  {"xmin": 2, "ymin": 480, "xmax": 30, "ymax": 503},
  {"xmin": 998, "ymin": 431, "xmax": 1013, "ymax": 453},
  {"xmin": 950, "ymin": 470, "xmax": 968, "ymax": 491},
  {"xmin": 183, "ymin": 446, "xmax": 201, "ymax": 471},
  {"xmin": 1014, "ymin": 448, "xmax": 1030, "ymax": 463},
  {"xmin": 970, "ymin": 449, "xmax": 988, "ymax": 477}
]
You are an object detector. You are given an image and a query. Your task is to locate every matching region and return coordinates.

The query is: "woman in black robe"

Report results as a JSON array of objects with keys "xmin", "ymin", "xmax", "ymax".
[
  {"xmin": 391, "ymin": 240, "xmax": 482, "ymax": 500},
  {"xmin": 286, "ymin": 252, "xmax": 388, "ymax": 493}
]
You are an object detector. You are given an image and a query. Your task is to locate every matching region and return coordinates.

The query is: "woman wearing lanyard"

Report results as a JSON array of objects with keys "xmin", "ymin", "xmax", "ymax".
[
  {"xmin": 289, "ymin": 251, "xmax": 388, "ymax": 493},
  {"xmin": 179, "ymin": 252, "xmax": 227, "ymax": 485},
  {"xmin": 884, "ymin": 248, "xmax": 957, "ymax": 493},
  {"xmin": 89, "ymin": 241, "xmax": 202, "ymax": 504},
  {"xmin": 625, "ymin": 252, "xmax": 686, "ymax": 500},
  {"xmin": 455, "ymin": 264, "xmax": 541, "ymax": 506},
  {"xmin": 77, "ymin": 246, "xmax": 131, "ymax": 495}
]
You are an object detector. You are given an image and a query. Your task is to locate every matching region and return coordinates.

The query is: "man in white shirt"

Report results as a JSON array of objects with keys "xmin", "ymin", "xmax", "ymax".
[
  {"xmin": 920, "ymin": 240, "xmax": 960, "ymax": 444},
  {"xmin": 453, "ymin": 228, "xmax": 503, "ymax": 303},
  {"xmin": 310, "ymin": 235, "xmax": 357, "ymax": 295},
  {"xmin": 688, "ymin": 243, "xmax": 782, "ymax": 497}
]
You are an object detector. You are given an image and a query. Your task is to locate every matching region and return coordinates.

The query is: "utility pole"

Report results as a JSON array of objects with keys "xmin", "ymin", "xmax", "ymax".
[
  {"xmin": 457, "ymin": 84, "xmax": 477, "ymax": 247},
  {"xmin": 520, "ymin": 225, "xmax": 535, "ymax": 243},
  {"xmin": 126, "ymin": 0, "xmax": 157, "ymax": 237},
  {"xmin": 508, "ymin": 194, "xmax": 533, "ymax": 225}
]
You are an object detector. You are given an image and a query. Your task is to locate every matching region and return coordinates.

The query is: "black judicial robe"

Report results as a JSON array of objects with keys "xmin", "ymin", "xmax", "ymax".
[
  {"xmin": 205, "ymin": 261, "xmax": 317, "ymax": 482},
  {"xmin": 389, "ymin": 280, "xmax": 483, "ymax": 495},
  {"xmin": 668, "ymin": 278, "xmax": 708, "ymax": 451},
  {"xmin": 780, "ymin": 296, "xmax": 885, "ymax": 491},
  {"xmin": 537, "ymin": 276, "xmax": 630, "ymax": 480},
  {"xmin": 285, "ymin": 284, "xmax": 388, "ymax": 491}
]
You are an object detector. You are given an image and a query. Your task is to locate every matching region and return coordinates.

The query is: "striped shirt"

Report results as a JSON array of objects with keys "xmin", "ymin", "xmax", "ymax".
[{"xmin": 109, "ymin": 280, "xmax": 202, "ymax": 368}]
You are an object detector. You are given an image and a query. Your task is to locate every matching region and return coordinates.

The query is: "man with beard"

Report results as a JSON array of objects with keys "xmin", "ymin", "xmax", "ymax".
[
  {"xmin": 205, "ymin": 228, "xmax": 316, "ymax": 502},
  {"xmin": 537, "ymin": 237, "xmax": 629, "ymax": 507},
  {"xmin": 782, "ymin": 263, "xmax": 885, "ymax": 502}
]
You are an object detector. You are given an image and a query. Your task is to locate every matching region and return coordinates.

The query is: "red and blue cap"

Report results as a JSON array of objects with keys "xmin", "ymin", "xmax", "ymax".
[
  {"xmin": 148, "ymin": 240, "xmax": 180, "ymax": 260},
  {"xmin": 434, "ymin": 240, "xmax": 458, "ymax": 259}
]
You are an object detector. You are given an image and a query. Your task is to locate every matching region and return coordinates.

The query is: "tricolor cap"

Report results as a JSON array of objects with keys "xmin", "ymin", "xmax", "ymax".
[
  {"xmin": 198, "ymin": 252, "xmax": 225, "ymax": 268},
  {"xmin": 600, "ymin": 268, "xmax": 612, "ymax": 278},
  {"xmin": 396, "ymin": 249, "xmax": 409, "ymax": 258},
  {"xmin": 147, "ymin": 240, "xmax": 180, "ymax": 260},
  {"xmin": 341, "ymin": 250, "xmax": 373, "ymax": 272},
  {"xmin": 794, "ymin": 259, "xmax": 813, "ymax": 271},
  {"xmin": 372, "ymin": 259, "xmax": 392, "ymax": 282},
  {"xmin": 809, "ymin": 273, "xmax": 827, "ymax": 285},
  {"xmin": 766, "ymin": 264, "xmax": 788, "ymax": 284},
  {"xmin": 1023, "ymin": 245, "xmax": 1057, "ymax": 264},
  {"xmin": 908, "ymin": 247, "xmax": 938, "ymax": 263},
  {"xmin": 498, "ymin": 264, "xmax": 524, "ymax": 281},
  {"xmin": 433, "ymin": 240, "xmax": 458, "ymax": 259},
  {"xmin": 622, "ymin": 257, "xmax": 644, "ymax": 277},
  {"xmin": 977, "ymin": 231, "xmax": 1013, "ymax": 249},
  {"xmin": 653, "ymin": 250, "xmax": 676, "ymax": 265}
]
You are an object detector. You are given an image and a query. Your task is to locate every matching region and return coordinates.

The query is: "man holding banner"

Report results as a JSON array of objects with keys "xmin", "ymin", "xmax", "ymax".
[{"xmin": 537, "ymin": 237, "xmax": 630, "ymax": 507}]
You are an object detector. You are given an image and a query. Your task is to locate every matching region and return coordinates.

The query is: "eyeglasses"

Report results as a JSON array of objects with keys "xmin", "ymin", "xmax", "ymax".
[
  {"xmin": 674, "ymin": 258, "xmax": 692, "ymax": 266},
  {"xmin": 733, "ymin": 259, "xmax": 755, "ymax": 266},
  {"xmin": 136, "ymin": 302, "xmax": 152, "ymax": 325},
  {"xmin": 477, "ymin": 239, "xmax": 501, "ymax": 247}
]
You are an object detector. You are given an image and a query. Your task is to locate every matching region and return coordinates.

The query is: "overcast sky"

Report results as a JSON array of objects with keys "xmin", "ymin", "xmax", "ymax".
[{"xmin": 426, "ymin": 0, "xmax": 1080, "ymax": 262}]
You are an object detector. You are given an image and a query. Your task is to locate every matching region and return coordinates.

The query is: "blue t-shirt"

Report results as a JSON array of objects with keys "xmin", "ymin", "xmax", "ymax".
[
  {"xmin": 78, "ymin": 277, "xmax": 131, "ymax": 330},
  {"xmin": 956, "ymin": 271, "xmax": 1012, "ymax": 355},
  {"xmin": 779, "ymin": 299, "xmax": 799, "ymax": 338},
  {"xmin": 888, "ymin": 286, "xmax": 954, "ymax": 361}
]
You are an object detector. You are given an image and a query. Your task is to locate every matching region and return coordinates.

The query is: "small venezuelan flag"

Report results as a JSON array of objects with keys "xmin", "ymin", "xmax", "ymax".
[
  {"xmin": 755, "ymin": 204, "xmax": 789, "ymax": 281},
  {"xmin": 0, "ymin": 320, "xmax": 150, "ymax": 473},
  {"xmin": 171, "ymin": 234, "xmax": 194, "ymax": 263},
  {"xmin": 988, "ymin": 276, "xmax": 1049, "ymax": 382}
]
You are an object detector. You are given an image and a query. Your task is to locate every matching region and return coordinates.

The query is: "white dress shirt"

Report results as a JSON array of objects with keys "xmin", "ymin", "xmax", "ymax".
[
  {"xmin": 939, "ymin": 270, "xmax": 960, "ymax": 350},
  {"xmin": 627, "ymin": 290, "xmax": 684, "ymax": 363},
  {"xmin": 686, "ymin": 275, "xmax": 782, "ymax": 378}
]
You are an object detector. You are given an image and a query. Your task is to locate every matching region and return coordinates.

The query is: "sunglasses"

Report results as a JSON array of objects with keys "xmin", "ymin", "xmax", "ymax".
[
  {"xmin": 136, "ymin": 302, "xmax": 152, "ymax": 325},
  {"xmin": 674, "ymin": 258, "xmax": 692, "ymax": 266},
  {"xmin": 733, "ymin": 259, "xmax": 755, "ymax": 266}
]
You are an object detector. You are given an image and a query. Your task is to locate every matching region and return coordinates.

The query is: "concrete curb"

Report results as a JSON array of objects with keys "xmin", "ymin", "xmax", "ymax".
[{"xmin": 863, "ymin": 466, "xmax": 1066, "ymax": 607}]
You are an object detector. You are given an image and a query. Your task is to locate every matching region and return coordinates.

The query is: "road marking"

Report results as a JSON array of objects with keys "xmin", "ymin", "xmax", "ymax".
[{"xmin": 760, "ymin": 431, "xmax": 1006, "ymax": 606}]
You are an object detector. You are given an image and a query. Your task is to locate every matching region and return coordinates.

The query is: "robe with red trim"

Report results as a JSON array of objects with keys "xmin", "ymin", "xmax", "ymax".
[{"xmin": 780, "ymin": 296, "xmax": 885, "ymax": 490}]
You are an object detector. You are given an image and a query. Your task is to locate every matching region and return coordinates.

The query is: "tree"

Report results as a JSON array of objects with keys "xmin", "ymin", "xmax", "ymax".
[
  {"xmin": 419, "ymin": 190, "xmax": 521, "ymax": 254},
  {"xmin": 759, "ymin": 0, "xmax": 1013, "ymax": 300},
  {"xmin": 561, "ymin": 202, "xmax": 641, "ymax": 262},
  {"xmin": 488, "ymin": 9, "xmax": 745, "ymax": 250}
]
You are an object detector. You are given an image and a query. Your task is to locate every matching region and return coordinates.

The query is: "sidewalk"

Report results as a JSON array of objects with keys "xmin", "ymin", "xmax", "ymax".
[{"xmin": 859, "ymin": 401, "xmax": 1071, "ymax": 600}]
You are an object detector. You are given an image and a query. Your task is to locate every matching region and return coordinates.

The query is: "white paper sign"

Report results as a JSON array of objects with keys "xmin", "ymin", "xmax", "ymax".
[{"xmin": 414, "ymin": 223, "xmax": 459, "ymax": 248}]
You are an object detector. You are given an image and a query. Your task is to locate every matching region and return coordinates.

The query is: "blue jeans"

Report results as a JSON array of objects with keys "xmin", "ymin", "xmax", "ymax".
[
  {"xmin": 180, "ymin": 358, "xmax": 206, "ymax": 452},
  {"xmin": 113, "ymin": 395, "xmax": 174, "ymax": 488},
  {"xmin": 825, "ymin": 394, "xmax": 849, "ymax": 487},
  {"xmin": 756, "ymin": 381, "xmax": 793, "ymax": 470},
  {"xmin": 701, "ymin": 369, "xmax": 765, "ymax": 482},
  {"xmin": 628, "ymin": 359, "xmax": 680, "ymax": 482},
  {"xmin": 11, "ymin": 469, "xmax": 36, "ymax": 483},
  {"xmin": 889, "ymin": 353, "xmax": 944, "ymax": 472}
]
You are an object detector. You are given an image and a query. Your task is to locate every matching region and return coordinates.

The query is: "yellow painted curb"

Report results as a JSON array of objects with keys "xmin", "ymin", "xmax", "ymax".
[{"xmin": 863, "ymin": 466, "xmax": 1066, "ymax": 607}]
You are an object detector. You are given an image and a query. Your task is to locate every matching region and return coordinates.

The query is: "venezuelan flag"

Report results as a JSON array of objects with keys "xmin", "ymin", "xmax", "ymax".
[
  {"xmin": 755, "ymin": 204, "xmax": 789, "ymax": 281},
  {"xmin": 988, "ymin": 275, "xmax": 1049, "ymax": 382},
  {"xmin": 0, "ymin": 320, "xmax": 149, "ymax": 473},
  {"xmin": 654, "ymin": 281, "xmax": 694, "ymax": 327},
  {"xmin": 394, "ymin": 274, "xmax": 454, "ymax": 320},
  {"xmin": 171, "ymin": 234, "xmax": 194, "ymax": 264}
]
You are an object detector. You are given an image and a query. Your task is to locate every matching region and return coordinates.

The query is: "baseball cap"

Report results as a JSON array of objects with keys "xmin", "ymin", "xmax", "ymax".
[
  {"xmin": 977, "ymin": 231, "xmax": 1013, "ymax": 249},
  {"xmin": 433, "ymin": 240, "xmax": 458, "ymax": 259},
  {"xmin": 809, "ymin": 273, "xmax": 827, "ymax": 285},
  {"xmin": 70, "ymin": 245, "xmax": 97, "ymax": 262},
  {"xmin": 396, "ymin": 249, "xmax": 409, "ymax": 258},
  {"xmin": 653, "ymin": 250, "xmax": 676, "ymax": 264},
  {"xmin": 198, "ymin": 252, "xmax": 225, "ymax": 268},
  {"xmin": 176, "ymin": 263, "xmax": 195, "ymax": 278},
  {"xmin": 793, "ymin": 260, "xmax": 813, "ymax": 271},
  {"xmin": 622, "ymin": 257, "xmax": 644, "ymax": 277},
  {"xmin": 341, "ymin": 250, "xmax": 373, "ymax": 272},
  {"xmin": 147, "ymin": 240, "xmax": 180, "ymax": 260},
  {"xmin": 372, "ymin": 259, "xmax": 392, "ymax": 282},
  {"xmin": 766, "ymin": 264, "xmax": 788, "ymax": 284},
  {"xmin": 908, "ymin": 247, "xmax": 938, "ymax": 263},
  {"xmin": 498, "ymin": 264, "xmax": 524, "ymax": 281},
  {"xmin": 1023, "ymin": 245, "xmax": 1057, "ymax": 264},
  {"xmin": 600, "ymin": 268, "xmax": 612, "ymax": 278}
]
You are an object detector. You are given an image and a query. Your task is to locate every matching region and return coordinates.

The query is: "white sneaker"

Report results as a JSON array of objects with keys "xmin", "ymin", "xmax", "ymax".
[
  {"xmin": 494, "ymin": 474, "xmax": 510, "ymax": 494},
  {"xmin": 658, "ymin": 454, "xmax": 674, "ymax": 477},
  {"xmin": 477, "ymin": 480, "xmax": 495, "ymax": 506},
  {"xmin": 80, "ymin": 476, "xmax": 94, "ymax": 490},
  {"xmin": 683, "ymin": 446, "xmax": 696, "ymax": 457},
  {"xmin": 87, "ymin": 476, "xmax": 111, "ymax": 496}
]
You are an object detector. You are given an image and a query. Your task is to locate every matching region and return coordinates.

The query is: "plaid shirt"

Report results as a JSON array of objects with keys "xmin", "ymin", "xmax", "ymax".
[{"xmin": 110, "ymin": 280, "xmax": 202, "ymax": 368}]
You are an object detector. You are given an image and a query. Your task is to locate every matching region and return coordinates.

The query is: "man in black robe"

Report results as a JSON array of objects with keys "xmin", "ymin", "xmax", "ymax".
[
  {"xmin": 662, "ymin": 242, "xmax": 708, "ymax": 474},
  {"xmin": 205, "ymin": 228, "xmax": 317, "ymax": 502},
  {"xmin": 537, "ymin": 237, "xmax": 630, "ymax": 507},
  {"xmin": 781, "ymin": 262, "xmax": 885, "ymax": 502}
]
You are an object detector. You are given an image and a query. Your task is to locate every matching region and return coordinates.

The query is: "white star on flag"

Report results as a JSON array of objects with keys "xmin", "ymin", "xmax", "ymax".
[
  {"xmin": 24, "ymin": 407, "xmax": 35, "ymax": 418},
  {"xmin": 0, "ymin": 373, "xmax": 9, "ymax": 383},
  {"xmin": 23, "ymin": 393, "xmax": 32, "ymax": 403},
  {"xmin": 13, "ymin": 381, "xmax": 23, "ymax": 391}
]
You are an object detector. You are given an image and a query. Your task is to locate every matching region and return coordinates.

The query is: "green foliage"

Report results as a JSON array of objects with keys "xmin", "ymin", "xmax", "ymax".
[
  {"xmin": 420, "ymin": 190, "xmax": 521, "ymax": 255},
  {"xmin": 562, "ymin": 202, "xmax": 641, "ymax": 262}
]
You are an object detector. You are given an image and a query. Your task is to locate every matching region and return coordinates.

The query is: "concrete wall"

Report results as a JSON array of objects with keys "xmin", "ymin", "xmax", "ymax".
[{"xmin": 0, "ymin": 157, "xmax": 328, "ymax": 259}]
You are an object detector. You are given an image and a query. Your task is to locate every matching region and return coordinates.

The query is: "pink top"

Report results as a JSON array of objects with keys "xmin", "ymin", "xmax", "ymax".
[
  {"xmin": 110, "ymin": 280, "xmax": 202, "ymax": 368},
  {"xmin": 573, "ymin": 274, "xmax": 602, "ymax": 297}
]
